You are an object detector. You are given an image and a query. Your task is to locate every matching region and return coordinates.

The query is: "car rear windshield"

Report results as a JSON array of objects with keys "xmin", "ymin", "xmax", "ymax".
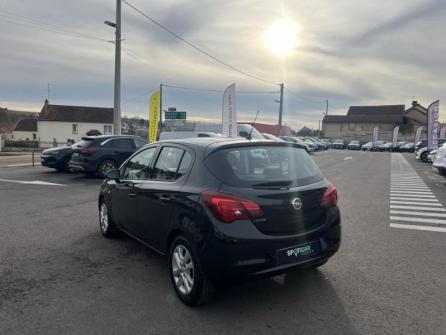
[
  {"xmin": 205, "ymin": 146, "xmax": 323, "ymax": 188},
  {"xmin": 72, "ymin": 139, "xmax": 94, "ymax": 148}
]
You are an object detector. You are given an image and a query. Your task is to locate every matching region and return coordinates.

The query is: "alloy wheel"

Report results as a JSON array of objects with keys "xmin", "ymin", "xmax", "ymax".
[
  {"xmin": 172, "ymin": 244, "xmax": 195, "ymax": 296},
  {"xmin": 101, "ymin": 161, "xmax": 116, "ymax": 176},
  {"xmin": 100, "ymin": 202, "xmax": 109, "ymax": 233}
]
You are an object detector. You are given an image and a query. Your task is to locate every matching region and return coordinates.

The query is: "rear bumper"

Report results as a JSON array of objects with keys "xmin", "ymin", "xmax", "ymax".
[
  {"xmin": 69, "ymin": 158, "xmax": 97, "ymax": 173},
  {"xmin": 200, "ymin": 219, "xmax": 341, "ymax": 283}
]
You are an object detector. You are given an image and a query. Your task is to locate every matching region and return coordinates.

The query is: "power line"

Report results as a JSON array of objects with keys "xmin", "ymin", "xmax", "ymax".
[
  {"xmin": 0, "ymin": 11, "xmax": 108, "ymax": 42},
  {"xmin": 285, "ymin": 87, "xmax": 327, "ymax": 104},
  {"xmin": 121, "ymin": 0, "xmax": 279, "ymax": 86}
]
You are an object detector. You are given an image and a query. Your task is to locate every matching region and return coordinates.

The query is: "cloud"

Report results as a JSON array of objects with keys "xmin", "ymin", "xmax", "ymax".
[{"xmin": 1, "ymin": 0, "xmax": 446, "ymax": 130}]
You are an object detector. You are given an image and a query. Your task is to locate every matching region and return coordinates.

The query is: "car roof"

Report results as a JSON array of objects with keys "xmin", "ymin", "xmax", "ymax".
[{"xmin": 81, "ymin": 135, "xmax": 144, "ymax": 141}]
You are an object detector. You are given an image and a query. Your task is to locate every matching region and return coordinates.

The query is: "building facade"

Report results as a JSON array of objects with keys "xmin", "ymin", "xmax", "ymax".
[
  {"xmin": 12, "ymin": 118, "xmax": 38, "ymax": 140},
  {"xmin": 322, "ymin": 102, "xmax": 428, "ymax": 143},
  {"xmin": 38, "ymin": 101, "xmax": 113, "ymax": 147}
]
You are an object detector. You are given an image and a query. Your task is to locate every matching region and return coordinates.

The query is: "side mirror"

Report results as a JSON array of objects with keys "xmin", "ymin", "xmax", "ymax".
[{"xmin": 106, "ymin": 169, "xmax": 120, "ymax": 180}]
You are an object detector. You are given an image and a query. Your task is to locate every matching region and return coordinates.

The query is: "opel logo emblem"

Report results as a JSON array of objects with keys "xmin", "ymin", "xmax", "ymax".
[{"xmin": 291, "ymin": 198, "xmax": 302, "ymax": 210}]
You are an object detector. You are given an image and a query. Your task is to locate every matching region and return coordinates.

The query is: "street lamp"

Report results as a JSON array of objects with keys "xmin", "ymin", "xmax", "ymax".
[{"xmin": 104, "ymin": 0, "xmax": 121, "ymax": 135}]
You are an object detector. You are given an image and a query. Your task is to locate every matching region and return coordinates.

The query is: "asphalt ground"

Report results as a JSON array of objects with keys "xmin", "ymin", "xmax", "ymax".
[{"xmin": 1, "ymin": 150, "xmax": 445, "ymax": 334}]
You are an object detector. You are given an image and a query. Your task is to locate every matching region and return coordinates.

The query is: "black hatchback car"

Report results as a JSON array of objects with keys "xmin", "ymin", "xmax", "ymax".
[
  {"xmin": 98, "ymin": 138, "xmax": 341, "ymax": 305},
  {"xmin": 69, "ymin": 135, "xmax": 148, "ymax": 178}
]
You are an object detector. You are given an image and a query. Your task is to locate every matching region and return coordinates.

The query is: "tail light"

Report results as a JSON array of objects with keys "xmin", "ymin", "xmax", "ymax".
[
  {"xmin": 80, "ymin": 147, "xmax": 97, "ymax": 154},
  {"xmin": 321, "ymin": 183, "xmax": 338, "ymax": 208},
  {"xmin": 201, "ymin": 191, "xmax": 264, "ymax": 224}
]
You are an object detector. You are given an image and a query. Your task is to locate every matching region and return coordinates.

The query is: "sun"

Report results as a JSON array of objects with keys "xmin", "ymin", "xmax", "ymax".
[{"xmin": 263, "ymin": 18, "xmax": 299, "ymax": 57}]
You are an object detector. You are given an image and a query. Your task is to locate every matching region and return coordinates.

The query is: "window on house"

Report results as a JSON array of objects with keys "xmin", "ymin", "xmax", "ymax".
[
  {"xmin": 72, "ymin": 124, "xmax": 78, "ymax": 134},
  {"xmin": 32, "ymin": 133, "xmax": 36, "ymax": 140},
  {"xmin": 104, "ymin": 125, "xmax": 112, "ymax": 134}
]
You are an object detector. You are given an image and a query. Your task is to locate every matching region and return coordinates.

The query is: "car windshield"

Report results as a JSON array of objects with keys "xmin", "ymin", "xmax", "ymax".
[
  {"xmin": 350, "ymin": 141, "xmax": 359, "ymax": 144},
  {"xmin": 205, "ymin": 145, "xmax": 323, "ymax": 188},
  {"xmin": 334, "ymin": 140, "xmax": 343, "ymax": 143}
]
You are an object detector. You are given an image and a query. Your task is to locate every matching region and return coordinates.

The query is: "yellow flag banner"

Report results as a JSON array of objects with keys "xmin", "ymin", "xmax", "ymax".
[{"xmin": 148, "ymin": 91, "xmax": 160, "ymax": 142}]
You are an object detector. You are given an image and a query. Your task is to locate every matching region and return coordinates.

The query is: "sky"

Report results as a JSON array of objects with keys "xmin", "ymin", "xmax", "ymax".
[{"xmin": 1, "ymin": 0, "xmax": 446, "ymax": 130}]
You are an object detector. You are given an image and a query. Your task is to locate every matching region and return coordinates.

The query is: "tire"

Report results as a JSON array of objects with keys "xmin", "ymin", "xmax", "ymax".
[
  {"xmin": 99, "ymin": 200, "xmax": 119, "ymax": 238},
  {"xmin": 420, "ymin": 152, "xmax": 428, "ymax": 162},
  {"xmin": 98, "ymin": 160, "xmax": 118, "ymax": 178},
  {"xmin": 169, "ymin": 236, "xmax": 214, "ymax": 306},
  {"xmin": 438, "ymin": 169, "xmax": 446, "ymax": 177}
]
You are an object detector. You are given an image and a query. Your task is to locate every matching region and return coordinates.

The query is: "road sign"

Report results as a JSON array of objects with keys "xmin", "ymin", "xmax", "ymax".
[
  {"xmin": 164, "ymin": 120, "xmax": 185, "ymax": 127},
  {"xmin": 165, "ymin": 111, "xmax": 186, "ymax": 120}
]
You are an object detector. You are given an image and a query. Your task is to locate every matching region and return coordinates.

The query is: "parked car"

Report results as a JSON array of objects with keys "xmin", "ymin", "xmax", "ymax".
[
  {"xmin": 41, "ymin": 144, "xmax": 76, "ymax": 171},
  {"xmin": 320, "ymin": 139, "xmax": 332, "ymax": 148},
  {"xmin": 370, "ymin": 141, "xmax": 385, "ymax": 152},
  {"xmin": 298, "ymin": 137, "xmax": 320, "ymax": 151},
  {"xmin": 433, "ymin": 143, "xmax": 446, "ymax": 175},
  {"xmin": 347, "ymin": 140, "xmax": 360, "ymax": 150},
  {"xmin": 262, "ymin": 133, "xmax": 284, "ymax": 141},
  {"xmin": 69, "ymin": 135, "xmax": 148, "ymax": 178},
  {"xmin": 428, "ymin": 150, "xmax": 437, "ymax": 163},
  {"xmin": 280, "ymin": 136, "xmax": 314, "ymax": 153},
  {"xmin": 332, "ymin": 139, "xmax": 345, "ymax": 149},
  {"xmin": 99, "ymin": 138, "xmax": 341, "ymax": 305},
  {"xmin": 305, "ymin": 138, "xmax": 328, "ymax": 150},
  {"xmin": 361, "ymin": 142, "xmax": 373, "ymax": 151},
  {"xmin": 394, "ymin": 141, "xmax": 407, "ymax": 151},
  {"xmin": 400, "ymin": 142, "xmax": 415, "ymax": 153},
  {"xmin": 416, "ymin": 139, "xmax": 446, "ymax": 162},
  {"xmin": 415, "ymin": 139, "xmax": 428, "ymax": 153},
  {"xmin": 379, "ymin": 142, "xmax": 393, "ymax": 152}
]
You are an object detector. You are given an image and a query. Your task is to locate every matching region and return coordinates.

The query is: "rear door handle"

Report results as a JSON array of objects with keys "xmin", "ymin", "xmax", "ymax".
[
  {"xmin": 159, "ymin": 195, "xmax": 171, "ymax": 202},
  {"xmin": 129, "ymin": 192, "xmax": 137, "ymax": 198}
]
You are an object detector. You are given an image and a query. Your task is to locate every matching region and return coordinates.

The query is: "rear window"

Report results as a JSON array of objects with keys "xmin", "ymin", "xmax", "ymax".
[
  {"xmin": 72, "ymin": 139, "xmax": 94, "ymax": 148},
  {"xmin": 205, "ymin": 146, "xmax": 323, "ymax": 188}
]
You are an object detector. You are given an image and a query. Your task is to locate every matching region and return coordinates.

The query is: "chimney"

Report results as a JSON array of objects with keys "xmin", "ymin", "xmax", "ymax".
[
  {"xmin": 44, "ymin": 98, "xmax": 49, "ymax": 105},
  {"xmin": 412, "ymin": 101, "xmax": 418, "ymax": 107}
]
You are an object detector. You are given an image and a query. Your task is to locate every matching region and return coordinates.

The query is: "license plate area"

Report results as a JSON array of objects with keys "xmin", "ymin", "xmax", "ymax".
[
  {"xmin": 72, "ymin": 152, "xmax": 79, "ymax": 157},
  {"xmin": 276, "ymin": 241, "xmax": 321, "ymax": 265}
]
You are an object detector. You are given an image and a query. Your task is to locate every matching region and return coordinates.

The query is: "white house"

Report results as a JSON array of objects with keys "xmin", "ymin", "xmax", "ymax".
[
  {"xmin": 12, "ymin": 118, "xmax": 38, "ymax": 141},
  {"xmin": 38, "ymin": 100, "xmax": 113, "ymax": 147}
]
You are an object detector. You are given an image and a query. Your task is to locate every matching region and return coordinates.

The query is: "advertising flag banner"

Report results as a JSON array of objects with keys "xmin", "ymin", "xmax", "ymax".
[
  {"xmin": 222, "ymin": 83, "xmax": 237, "ymax": 138},
  {"xmin": 440, "ymin": 126, "xmax": 446, "ymax": 139},
  {"xmin": 372, "ymin": 126, "xmax": 380, "ymax": 142},
  {"xmin": 392, "ymin": 126, "xmax": 400, "ymax": 146},
  {"xmin": 414, "ymin": 126, "xmax": 423, "ymax": 144},
  {"xmin": 148, "ymin": 91, "xmax": 160, "ymax": 142},
  {"xmin": 427, "ymin": 100, "xmax": 440, "ymax": 150}
]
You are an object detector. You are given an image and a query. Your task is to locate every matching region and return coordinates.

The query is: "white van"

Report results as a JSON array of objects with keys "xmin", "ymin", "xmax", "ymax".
[
  {"xmin": 158, "ymin": 132, "xmax": 222, "ymax": 141},
  {"xmin": 194, "ymin": 123, "xmax": 264, "ymax": 139}
]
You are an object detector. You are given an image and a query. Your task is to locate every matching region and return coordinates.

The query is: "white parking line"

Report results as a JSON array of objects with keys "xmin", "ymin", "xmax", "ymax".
[
  {"xmin": 390, "ymin": 223, "xmax": 446, "ymax": 233},
  {"xmin": 390, "ymin": 190, "xmax": 433, "ymax": 194},
  {"xmin": 390, "ymin": 193, "xmax": 435, "ymax": 198},
  {"xmin": 391, "ymin": 197, "xmax": 439, "ymax": 202},
  {"xmin": 390, "ymin": 210, "xmax": 446, "ymax": 217},
  {"xmin": 390, "ymin": 216, "xmax": 446, "ymax": 225},
  {"xmin": 390, "ymin": 205, "xmax": 446, "ymax": 211},
  {"xmin": 390, "ymin": 200, "xmax": 441, "ymax": 206},
  {"xmin": 0, "ymin": 179, "xmax": 66, "ymax": 186},
  {"xmin": 5, "ymin": 163, "xmax": 41, "ymax": 167}
]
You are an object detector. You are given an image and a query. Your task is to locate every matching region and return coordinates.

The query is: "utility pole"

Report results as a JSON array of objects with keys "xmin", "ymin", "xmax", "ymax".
[
  {"xmin": 105, "ymin": 0, "xmax": 121, "ymax": 135},
  {"xmin": 325, "ymin": 99, "xmax": 329, "ymax": 115},
  {"xmin": 47, "ymin": 83, "xmax": 50, "ymax": 102},
  {"xmin": 278, "ymin": 83, "xmax": 284, "ymax": 136}
]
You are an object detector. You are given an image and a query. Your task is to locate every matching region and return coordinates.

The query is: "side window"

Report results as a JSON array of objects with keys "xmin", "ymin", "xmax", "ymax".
[
  {"xmin": 133, "ymin": 138, "xmax": 147, "ymax": 149},
  {"xmin": 177, "ymin": 152, "xmax": 192, "ymax": 178},
  {"xmin": 153, "ymin": 147, "xmax": 184, "ymax": 181},
  {"xmin": 112, "ymin": 138, "xmax": 133, "ymax": 149},
  {"xmin": 123, "ymin": 148, "xmax": 157, "ymax": 180}
]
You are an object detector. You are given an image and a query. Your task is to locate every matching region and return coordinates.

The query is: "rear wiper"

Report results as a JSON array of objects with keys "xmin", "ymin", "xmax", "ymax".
[{"xmin": 252, "ymin": 180, "xmax": 293, "ymax": 188}]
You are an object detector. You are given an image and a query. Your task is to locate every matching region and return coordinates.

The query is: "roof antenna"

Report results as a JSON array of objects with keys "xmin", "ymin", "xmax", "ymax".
[{"xmin": 248, "ymin": 110, "xmax": 260, "ymax": 140}]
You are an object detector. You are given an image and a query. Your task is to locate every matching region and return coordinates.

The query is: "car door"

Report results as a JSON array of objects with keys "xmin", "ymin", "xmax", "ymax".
[
  {"xmin": 134, "ymin": 145, "xmax": 193, "ymax": 250},
  {"xmin": 112, "ymin": 146, "xmax": 158, "ymax": 235}
]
